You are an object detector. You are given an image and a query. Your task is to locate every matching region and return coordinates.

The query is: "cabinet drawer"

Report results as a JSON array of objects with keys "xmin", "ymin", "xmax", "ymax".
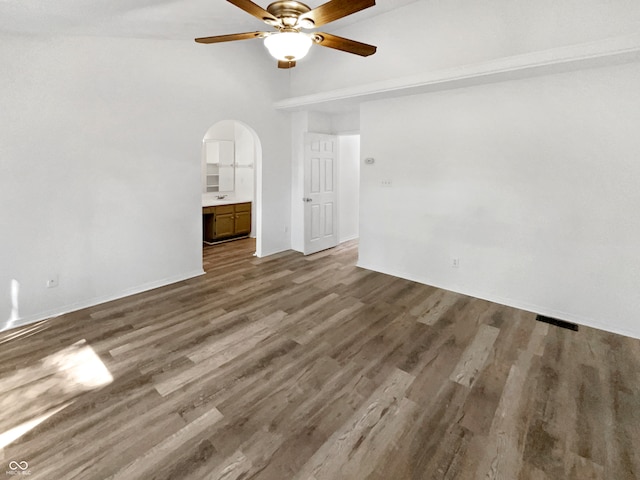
[
  {"xmin": 202, "ymin": 206, "xmax": 216, "ymax": 214},
  {"xmin": 214, "ymin": 205, "xmax": 235, "ymax": 215},
  {"xmin": 235, "ymin": 202, "xmax": 252, "ymax": 212}
]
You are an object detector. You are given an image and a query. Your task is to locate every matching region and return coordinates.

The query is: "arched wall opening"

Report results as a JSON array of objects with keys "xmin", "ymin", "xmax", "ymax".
[{"xmin": 201, "ymin": 120, "xmax": 263, "ymax": 256}]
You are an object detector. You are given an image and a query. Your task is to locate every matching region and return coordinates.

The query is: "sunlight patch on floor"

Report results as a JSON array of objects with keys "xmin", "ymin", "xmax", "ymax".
[{"xmin": 0, "ymin": 339, "xmax": 113, "ymax": 449}]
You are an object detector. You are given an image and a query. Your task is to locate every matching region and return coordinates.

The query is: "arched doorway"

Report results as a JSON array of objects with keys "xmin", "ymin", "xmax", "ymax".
[{"xmin": 202, "ymin": 120, "xmax": 263, "ymax": 256}]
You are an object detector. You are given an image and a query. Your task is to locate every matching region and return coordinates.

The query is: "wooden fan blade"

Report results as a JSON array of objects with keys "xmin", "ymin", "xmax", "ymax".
[
  {"xmin": 195, "ymin": 32, "xmax": 264, "ymax": 44},
  {"xmin": 278, "ymin": 60, "xmax": 297, "ymax": 69},
  {"xmin": 299, "ymin": 0, "xmax": 375, "ymax": 28},
  {"xmin": 314, "ymin": 32, "xmax": 377, "ymax": 56},
  {"xmin": 227, "ymin": 0, "xmax": 280, "ymax": 25}
]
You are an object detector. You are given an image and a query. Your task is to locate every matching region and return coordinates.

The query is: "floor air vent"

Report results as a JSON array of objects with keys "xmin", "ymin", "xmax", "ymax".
[{"xmin": 536, "ymin": 314, "xmax": 579, "ymax": 331}]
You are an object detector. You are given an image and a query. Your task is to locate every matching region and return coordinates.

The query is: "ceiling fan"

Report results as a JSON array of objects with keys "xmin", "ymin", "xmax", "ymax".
[{"xmin": 195, "ymin": 0, "xmax": 377, "ymax": 69}]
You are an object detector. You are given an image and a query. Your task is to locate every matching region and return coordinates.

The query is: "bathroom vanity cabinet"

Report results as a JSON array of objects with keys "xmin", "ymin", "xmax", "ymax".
[{"xmin": 203, "ymin": 202, "xmax": 251, "ymax": 243}]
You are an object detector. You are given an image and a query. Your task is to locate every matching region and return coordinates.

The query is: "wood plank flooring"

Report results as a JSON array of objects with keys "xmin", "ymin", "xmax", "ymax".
[{"xmin": 1, "ymin": 238, "xmax": 639, "ymax": 479}]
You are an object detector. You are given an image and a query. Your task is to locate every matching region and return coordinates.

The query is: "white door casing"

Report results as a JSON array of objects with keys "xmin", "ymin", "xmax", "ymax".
[{"xmin": 303, "ymin": 133, "xmax": 338, "ymax": 255}]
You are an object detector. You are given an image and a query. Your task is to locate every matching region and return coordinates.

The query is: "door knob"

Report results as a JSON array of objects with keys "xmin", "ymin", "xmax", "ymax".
[{"xmin": 303, "ymin": 197, "xmax": 312, "ymax": 202}]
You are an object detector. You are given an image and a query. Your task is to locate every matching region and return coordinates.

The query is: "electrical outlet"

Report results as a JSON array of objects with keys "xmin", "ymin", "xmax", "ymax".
[
  {"xmin": 452, "ymin": 258, "xmax": 460, "ymax": 268},
  {"xmin": 46, "ymin": 275, "xmax": 59, "ymax": 288},
  {"xmin": 381, "ymin": 179, "xmax": 393, "ymax": 187}
]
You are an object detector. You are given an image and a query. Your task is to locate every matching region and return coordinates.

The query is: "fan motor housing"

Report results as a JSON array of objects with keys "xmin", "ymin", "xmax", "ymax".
[{"xmin": 267, "ymin": 1, "xmax": 312, "ymax": 27}]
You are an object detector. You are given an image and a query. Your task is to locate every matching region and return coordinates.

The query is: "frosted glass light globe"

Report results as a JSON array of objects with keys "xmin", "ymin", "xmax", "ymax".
[{"xmin": 264, "ymin": 32, "xmax": 312, "ymax": 61}]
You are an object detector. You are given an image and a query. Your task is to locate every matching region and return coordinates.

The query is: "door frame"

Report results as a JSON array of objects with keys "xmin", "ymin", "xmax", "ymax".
[{"xmin": 201, "ymin": 120, "xmax": 263, "ymax": 256}]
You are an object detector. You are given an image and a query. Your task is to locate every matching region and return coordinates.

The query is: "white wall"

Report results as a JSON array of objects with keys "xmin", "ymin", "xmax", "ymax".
[
  {"xmin": 338, "ymin": 135, "xmax": 360, "ymax": 242},
  {"xmin": 291, "ymin": 0, "xmax": 640, "ymax": 97},
  {"xmin": 331, "ymin": 113, "xmax": 360, "ymax": 135},
  {"xmin": 0, "ymin": 33, "xmax": 290, "ymax": 330},
  {"xmin": 360, "ymin": 61, "xmax": 640, "ymax": 339}
]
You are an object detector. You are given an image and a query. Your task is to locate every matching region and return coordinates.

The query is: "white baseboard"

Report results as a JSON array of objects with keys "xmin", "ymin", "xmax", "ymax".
[
  {"xmin": 357, "ymin": 260, "xmax": 640, "ymax": 341},
  {"xmin": 257, "ymin": 247, "xmax": 292, "ymax": 258},
  {"xmin": 339, "ymin": 235, "xmax": 359, "ymax": 243},
  {"xmin": 2, "ymin": 269, "xmax": 205, "ymax": 333}
]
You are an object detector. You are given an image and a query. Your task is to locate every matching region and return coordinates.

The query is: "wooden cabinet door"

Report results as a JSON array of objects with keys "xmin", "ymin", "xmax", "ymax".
[
  {"xmin": 214, "ymin": 212, "xmax": 235, "ymax": 238},
  {"xmin": 235, "ymin": 211, "xmax": 251, "ymax": 235},
  {"xmin": 234, "ymin": 203, "xmax": 251, "ymax": 236}
]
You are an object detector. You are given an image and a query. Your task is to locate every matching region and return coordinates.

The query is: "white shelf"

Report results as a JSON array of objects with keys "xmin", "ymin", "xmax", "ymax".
[{"xmin": 203, "ymin": 140, "xmax": 235, "ymax": 194}]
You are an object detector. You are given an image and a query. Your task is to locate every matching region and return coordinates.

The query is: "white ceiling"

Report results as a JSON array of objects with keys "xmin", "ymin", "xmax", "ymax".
[{"xmin": 0, "ymin": 0, "xmax": 420, "ymax": 40}]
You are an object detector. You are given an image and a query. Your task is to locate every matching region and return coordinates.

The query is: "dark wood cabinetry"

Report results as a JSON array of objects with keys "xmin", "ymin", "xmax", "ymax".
[{"xmin": 203, "ymin": 202, "xmax": 251, "ymax": 243}]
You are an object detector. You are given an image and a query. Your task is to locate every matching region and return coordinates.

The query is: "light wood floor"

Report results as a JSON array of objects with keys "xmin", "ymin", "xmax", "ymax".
[{"xmin": 1, "ymin": 239, "xmax": 639, "ymax": 479}]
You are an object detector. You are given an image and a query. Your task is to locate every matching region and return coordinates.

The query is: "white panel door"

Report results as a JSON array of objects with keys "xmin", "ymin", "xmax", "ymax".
[{"xmin": 304, "ymin": 133, "xmax": 338, "ymax": 255}]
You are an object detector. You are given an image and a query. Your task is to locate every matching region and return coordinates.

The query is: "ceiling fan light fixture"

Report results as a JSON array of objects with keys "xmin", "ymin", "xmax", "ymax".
[
  {"xmin": 195, "ymin": 0, "xmax": 378, "ymax": 69},
  {"xmin": 263, "ymin": 31, "xmax": 312, "ymax": 61}
]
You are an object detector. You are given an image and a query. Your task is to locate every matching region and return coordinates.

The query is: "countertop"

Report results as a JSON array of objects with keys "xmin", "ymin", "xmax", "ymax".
[{"xmin": 202, "ymin": 198, "xmax": 252, "ymax": 207}]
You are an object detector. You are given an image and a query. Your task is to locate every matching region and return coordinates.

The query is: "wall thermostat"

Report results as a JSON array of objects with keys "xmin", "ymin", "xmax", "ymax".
[{"xmin": 364, "ymin": 157, "xmax": 375, "ymax": 165}]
